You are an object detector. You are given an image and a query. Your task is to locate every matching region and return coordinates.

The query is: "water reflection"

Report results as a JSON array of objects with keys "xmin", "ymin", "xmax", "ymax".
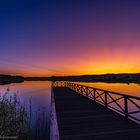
[{"xmin": 0, "ymin": 81, "xmax": 51, "ymax": 139}]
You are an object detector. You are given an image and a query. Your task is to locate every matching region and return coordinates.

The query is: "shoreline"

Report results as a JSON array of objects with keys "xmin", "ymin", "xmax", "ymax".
[{"xmin": 1, "ymin": 73, "xmax": 140, "ymax": 85}]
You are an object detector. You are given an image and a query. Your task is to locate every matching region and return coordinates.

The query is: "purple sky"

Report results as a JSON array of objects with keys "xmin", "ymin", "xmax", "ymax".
[{"xmin": 0, "ymin": 0, "xmax": 140, "ymax": 76}]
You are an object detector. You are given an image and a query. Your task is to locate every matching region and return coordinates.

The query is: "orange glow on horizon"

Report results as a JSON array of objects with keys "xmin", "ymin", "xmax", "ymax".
[{"xmin": 1, "ymin": 44, "xmax": 140, "ymax": 77}]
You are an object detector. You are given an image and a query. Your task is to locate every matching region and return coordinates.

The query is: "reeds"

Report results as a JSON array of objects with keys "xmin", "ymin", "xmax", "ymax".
[{"xmin": 0, "ymin": 88, "xmax": 30, "ymax": 140}]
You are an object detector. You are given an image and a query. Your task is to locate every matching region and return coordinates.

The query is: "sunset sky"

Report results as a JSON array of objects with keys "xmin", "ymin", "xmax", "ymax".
[{"xmin": 0, "ymin": 0, "xmax": 140, "ymax": 76}]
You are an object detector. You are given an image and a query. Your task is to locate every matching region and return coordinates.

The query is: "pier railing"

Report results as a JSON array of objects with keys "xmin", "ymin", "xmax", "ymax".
[{"xmin": 52, "ymin": 81, "xmax": 140, "ymax": 124}]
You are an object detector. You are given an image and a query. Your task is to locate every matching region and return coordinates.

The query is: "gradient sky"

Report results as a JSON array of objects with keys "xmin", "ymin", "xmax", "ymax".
[{"xmin": 0, "ymin": 0, "xmax": 140, "ymax": 76}]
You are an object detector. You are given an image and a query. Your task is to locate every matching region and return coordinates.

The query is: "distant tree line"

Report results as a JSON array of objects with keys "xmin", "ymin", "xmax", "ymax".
[{"xmin": 0, "ymin": 74, "xmax": 24, "ymax": 85}]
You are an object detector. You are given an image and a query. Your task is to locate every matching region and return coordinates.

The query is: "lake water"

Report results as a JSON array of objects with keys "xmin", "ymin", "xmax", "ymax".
[{"xmin": 0, "ymin": 81, "xmax": 140, "ymax": 138}]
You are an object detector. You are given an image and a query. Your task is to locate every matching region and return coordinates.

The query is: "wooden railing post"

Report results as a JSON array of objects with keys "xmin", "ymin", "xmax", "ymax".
[
  {"xmin": 105, "ymin": 91, "xmax": 108, "ymax": 108},
  {"xmin": 124, "ymin": 96, "xmax": 128, "ymax": 119},
  {"xmin": 86, "ymin": 87, "xmax": 88, "ymax": 97},
  {"xmin": 72, "ymin": 83, "xmax": 74, "ymax": 90},
  {"xmin": 94, "ymin": 89, "xmax": 96, "ymax": 102}
]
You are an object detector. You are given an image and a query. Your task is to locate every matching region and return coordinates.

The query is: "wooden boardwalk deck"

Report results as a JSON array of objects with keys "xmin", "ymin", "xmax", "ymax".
[{"xmin": 53, "ymin": 87, "xmax": 140, "ymax": 140}]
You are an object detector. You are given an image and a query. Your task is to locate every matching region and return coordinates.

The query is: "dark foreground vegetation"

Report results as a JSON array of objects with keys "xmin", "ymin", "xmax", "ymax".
[
  {"xmin": 26, "ymin": 73, "xmax": 140, "ymax": 84},
  {"xmin": 0, "ymin": 75, "xmax": 24, "ymax": 85},
  {"xmin": 0, "ymin": 89, "xmax": 29, "ymax": 139}
]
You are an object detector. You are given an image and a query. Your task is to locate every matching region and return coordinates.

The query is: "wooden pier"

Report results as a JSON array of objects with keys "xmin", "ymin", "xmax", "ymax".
[{"xmin": 51, "ymin": 82, "xmax": 140, "ymax": 140}]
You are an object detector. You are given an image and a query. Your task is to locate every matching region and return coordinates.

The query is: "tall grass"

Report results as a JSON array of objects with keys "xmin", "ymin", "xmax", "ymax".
[{"xmin": 0, "ymin": 88, "xmax": 29, "ymax": 139}]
